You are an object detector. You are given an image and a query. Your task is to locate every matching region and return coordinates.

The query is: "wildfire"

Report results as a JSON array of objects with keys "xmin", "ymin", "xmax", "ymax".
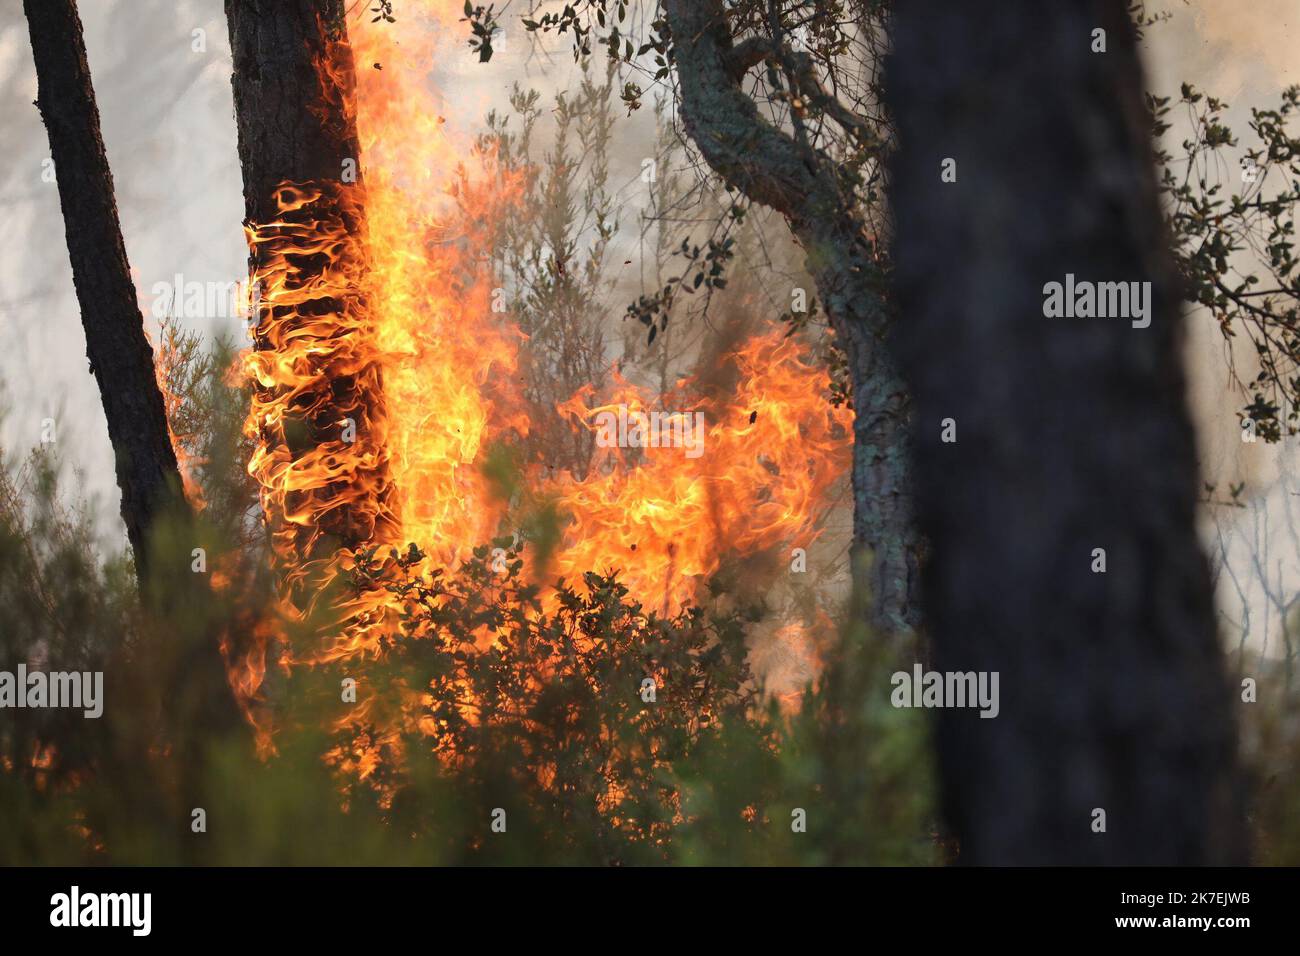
[
  {"xmin": 234, "ymin": 1, "xmax": 851, "ymax": 742},
  {"xmin": 242, "ymin": 178, "xmax": 395, "ymax": 589},
  {"xmin": 348, "ymin": 3, "xmax": 527, "ymax": 567},
  {"xmin": 549, "ymin": 331, "xmax": 852, "ymax": 617}
]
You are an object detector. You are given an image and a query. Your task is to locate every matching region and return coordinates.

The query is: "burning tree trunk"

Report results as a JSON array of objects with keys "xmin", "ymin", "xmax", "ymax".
[
  {"xmin": 225, "ymin": 0, "xmax": 396, "ymax": 569},
  {"xmin": 885, "ymin": 0, "xmax": 1246, "ymax": 863},
  {"xmin": 226, "ymin": 0, "xmax": 360, "ymax": 227},
  {"xmin": 24, "ymin": 0, "xmax": 188, "ymax": 575},
  {"xmin": 662, "ymin": 0, "xmax": 918, "ymax": 640}
]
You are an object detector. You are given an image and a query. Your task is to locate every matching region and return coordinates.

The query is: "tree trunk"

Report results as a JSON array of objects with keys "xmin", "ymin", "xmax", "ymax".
[
  {"xmin": 24, "ymin": 0, "xmax": 187, "ymax": 576},
  {"xmin": 26, "ymin": 0, "xmax": 247, "ymax": 831},
  {"xmin": 225, "ymin": 0, "xmax": 394, "ymax": 565},
  {"xmin": 225, "ymin": 0, "xmax": 361, "ymax": 226},
  {"xmin": 885, "ymin": 0, "xmax": 1246, "ymax": 863},
  {"xmin": 663, "ymin": 0, "xmax": 919, "ymax": 639}
]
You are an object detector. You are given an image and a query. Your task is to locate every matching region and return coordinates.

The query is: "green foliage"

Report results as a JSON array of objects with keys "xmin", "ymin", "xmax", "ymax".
[
  {"xmin": 0, "ymin": 342, "xmax": 935, "ymax": 865},
  {"xmin": 461, "ymin": 3, "xmax": 502, "ymax": 62},
  {"xmin": 348, "ymin": 542, "xmax": 758, "ymax": 860},
  {"xmin": 1156, "ymin": 83, "xmax": 1300, "ymax": 441},
  {"xmin": 156, "ymin": 321, "xmax": 263, "ymax": 551},
  {"xmin": 347, "ymin": 540, "xmax": 937, "ymax": 863},
  {"xmin": 478, "ymin": 74, "xmax": 619, "ymax": 475},
  {"xmin": 1239, "ymin": 668, "xmax": 1300, "ymax": 865},
  {"xmin": 0, "ymin": 450, "xmax": 133, "ymax": 793},
  {"xmin": 626, "ymin": 227, "xmax": 742, "ymax": 348}
]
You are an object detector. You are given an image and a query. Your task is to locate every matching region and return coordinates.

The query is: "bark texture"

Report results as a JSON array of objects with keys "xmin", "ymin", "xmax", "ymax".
[
  {"xmin": 225, "ymin": 0, "xmax": 360, "ymax": 226},
  {"xmin": 886, "ymin": 0, "xmax": 1245, "ymax": 863},
  {"xmin": 225, "ymin": 0, "xmax": 394, "ymax": 562},
  {"xmin": 664, "ymin": 0, "xmax": 919, "ymax": 639},
  {"xmin": 24, "ymin": 0, "xmax": 187, "ymax": 575},
  {"xmin": 26, "ymin": 0, "xmax": 247, "ymax": 814}
]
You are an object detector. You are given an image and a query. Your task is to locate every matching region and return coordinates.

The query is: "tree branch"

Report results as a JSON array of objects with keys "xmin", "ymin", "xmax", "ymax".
[{"xmin": 663, "ymin": 0, "xmax": 919, "ymax": 638}]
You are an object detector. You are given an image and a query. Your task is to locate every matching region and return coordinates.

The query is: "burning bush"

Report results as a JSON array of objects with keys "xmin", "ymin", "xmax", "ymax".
[{"xmin": 0, "ymin": 387, "xmax": 937, "ymax": 864}]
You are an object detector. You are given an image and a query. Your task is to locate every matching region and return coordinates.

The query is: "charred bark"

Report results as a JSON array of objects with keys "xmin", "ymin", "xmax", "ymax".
[
  {"xmin": 24, "ymin": 0, "xmax": 187, "ymax": 576},
  {"xmin": 225, "ymin": 0, "xmax": 394, "ymax": 562},
  {"xmin": 225, "ymin": 0, "xmax": 360, "ymax": 227},
  {"xmin": 663, "ymin": 0, "xmax": 919, "ymax": 639},
  {"xmin": 885, "ymin": 0, "xmax": 1246, "ymax": 863}
]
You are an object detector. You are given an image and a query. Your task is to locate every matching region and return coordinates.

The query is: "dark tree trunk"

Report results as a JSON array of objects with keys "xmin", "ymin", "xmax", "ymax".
[
  {"xmin": 225, "ymin": 0, "xmax": 394, "ymax": 564},
  {"xmin": 225, "ymin": 0, "xmax": 360, "ymax": 227},
  {"xmin": 24, "ymin": 0, "xmax": 187, "ymax": 575},
  {"xmin": 663, "ymin": 0, "xmax": 919, "ymax": 639},
  {"xmin": 885, "ymin": 0, "xmax": 1246, "ymax": 863},
  {"xmin": 25, "ymin": 0, "xmax": 247, "ymax": 831}
]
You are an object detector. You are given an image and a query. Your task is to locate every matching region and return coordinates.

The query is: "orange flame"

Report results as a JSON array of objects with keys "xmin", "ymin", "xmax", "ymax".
[
  {"xmin": 235, "ymin": 1, "xmax": 850, "ymax": 748},
  {"xmin": 548, "ymin": 331, "xmax": 852, "ymax": 615}
]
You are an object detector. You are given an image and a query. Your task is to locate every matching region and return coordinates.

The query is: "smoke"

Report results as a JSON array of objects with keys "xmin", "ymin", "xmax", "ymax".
[
  {"xmin": 1188, "ymin": 0, "xmax": 1299, "ymax": 90},
  {"xmin": 0, "ymin": 0, "xmax": 243, "ymax": 550},
  {"xmin": 1146, "ymin": 1, "xmax": 1300, "ymax": 661}
]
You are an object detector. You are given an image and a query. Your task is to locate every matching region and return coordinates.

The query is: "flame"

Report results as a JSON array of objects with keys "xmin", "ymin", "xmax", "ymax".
[
  {"xmin": 548, "ymin": 331, "xmax": 851, "ymax": 615},
  {"xmin": 240, "ymin": 2, "xmax": 522, "ymax": 666},
  {"xmin": 242, "ymin": 179, "xmax": 394, "ymax": 566},
  {"xmin": 348, "ymin": 5, "xmax": 526, "ymax": 567},
  {"xmin": 235, "ymin": 2, "xmax": 851, "ymax": 757}
]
